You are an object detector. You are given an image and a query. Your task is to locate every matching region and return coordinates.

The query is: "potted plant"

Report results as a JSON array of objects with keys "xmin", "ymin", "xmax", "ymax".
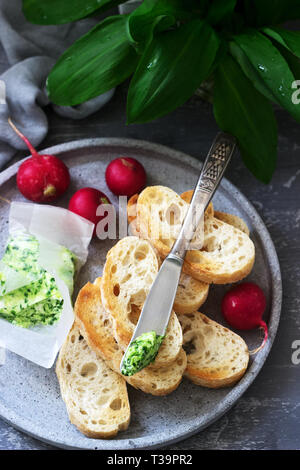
[{"xmin": 22, "ymin": 0, "xmax": 300, "ymax": 183}]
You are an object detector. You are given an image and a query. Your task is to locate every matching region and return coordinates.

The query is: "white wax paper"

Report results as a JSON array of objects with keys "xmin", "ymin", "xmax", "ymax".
[
  {"xmin": 0, "ymin": 202, "xmax": 94, "ymax": 368},
  {"xmin": 0, "ymin": 260, "xmax": 34, "ymax": 296}
]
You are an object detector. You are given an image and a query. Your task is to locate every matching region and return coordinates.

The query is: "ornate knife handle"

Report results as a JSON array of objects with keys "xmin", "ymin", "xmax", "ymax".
[{"xmin": 170, "ymin": 132, "xmax": 236, "ymax": 261}]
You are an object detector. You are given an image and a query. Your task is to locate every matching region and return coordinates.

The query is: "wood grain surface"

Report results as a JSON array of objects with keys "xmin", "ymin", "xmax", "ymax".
[{"xmin": 0, "ymin": 39, "xmax": 299, "ymax": 450}]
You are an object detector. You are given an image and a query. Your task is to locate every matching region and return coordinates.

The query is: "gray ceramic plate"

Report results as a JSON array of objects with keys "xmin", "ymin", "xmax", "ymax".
[{"xmin": 0, "ymin": 138, "xmax": 282, "ymax": 450}]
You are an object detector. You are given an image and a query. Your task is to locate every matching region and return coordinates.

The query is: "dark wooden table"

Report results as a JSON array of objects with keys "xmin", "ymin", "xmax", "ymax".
[{"xmin": 0, "ymin": 42, "xmax": 300, "ymax": 451}]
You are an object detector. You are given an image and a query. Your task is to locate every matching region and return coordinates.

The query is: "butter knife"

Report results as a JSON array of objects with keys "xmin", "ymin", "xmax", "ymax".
[{"xmin": 120, "ymin": 132, "xmax": 236, "ymax": 374}]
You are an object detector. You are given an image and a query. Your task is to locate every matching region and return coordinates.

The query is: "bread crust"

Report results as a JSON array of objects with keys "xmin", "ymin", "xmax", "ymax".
[
  {"xmin": 101, "ymin": 236, "xmax": 182, "ymax": 368},
  {"xmin": 75, "ymin": 280, "xmax": 187, "ymax": 396},
  {"xmin": 127, "ymin": 194, "xmax": 210, "ymax": 313},
  {"xmin": 179, "ymin": 312, "xmax": 249, "ymax": 388},
  {"xmin": 137, "ymin": 186, "xmax": 255, "ymax": 284},
  {"xmin": 56, "ymin": 324, "xmax": 130, "ymax": 438}
]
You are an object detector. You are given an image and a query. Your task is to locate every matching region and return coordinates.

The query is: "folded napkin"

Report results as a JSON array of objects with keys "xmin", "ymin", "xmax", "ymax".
[{"xmin": 0, "ymin": 2, "xmax": 115, "ymax": 169}]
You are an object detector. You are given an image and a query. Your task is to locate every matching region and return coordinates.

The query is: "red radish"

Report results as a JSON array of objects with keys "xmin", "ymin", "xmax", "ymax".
[
  {"xmin": 105, "ymin": 157, "xmax": 146, "ymax": 197},
  {"xmin": 68, "ymin": 187, "xmax": 111, "ymax": 237},
  {"xmin": 8, "ymin": 119, "xmax": 70, "ymax": 203},
  {"xmin": 221, "ymin": 282, "xmax": 268, "ymax": 354}
]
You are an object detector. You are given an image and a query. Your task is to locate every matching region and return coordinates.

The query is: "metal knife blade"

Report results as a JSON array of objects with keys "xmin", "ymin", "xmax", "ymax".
[
  {"xmin": 120, "ymin": 132, "xmax": 236, "ymax": 374},
  {"xmin": 124, "ymin": 256, "xmax": 183, "ymax": 343}
]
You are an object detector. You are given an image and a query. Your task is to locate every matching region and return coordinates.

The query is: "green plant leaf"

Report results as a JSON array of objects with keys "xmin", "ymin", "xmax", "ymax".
[
  {"xmin": 207, "ymin": 0, "xmax": 237, "ymax": 25},
  {"xmin": 127, "ymin": 19, "xmax": 219, "ymax": 123},
  {"xmin": 273, "ymin": 43, "xmax": 300, "ymax": 83},
  {"xmin": 213, "ymin": 54, "xmax": 277, "ymax": 183},
  {"xmin": 229, "ymin": 42, "xmax": 276, "ymax": 102},
  {"xmin": 47, "ymin": 16, "xmax": 137, "ymax": 106},
  {"xmin": 234, "ymin": 30, "xmax": 300, "ymax": 123},
  {"xmin": 127, "ymin": 0, "xmax": 200, "ymax": 51},
  {"xmin": 127, "ymin": 15, "xmax": 176, "ymax": 49},
  {"xmin": 263, "ymin": 27, "xmax": 300, "ymax": 58},
  {"xmin": 262, "ymin": 27, "xmax": 300, "ymax": 82},
  {"xmin": 22, "ymin": 0, "xmax": 123, "ymax": 25}
]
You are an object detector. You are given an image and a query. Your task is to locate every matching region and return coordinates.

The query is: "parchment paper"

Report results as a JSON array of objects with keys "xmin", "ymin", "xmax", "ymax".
[{"xmin": 0, "ymin": 202, "xmax": 94, "ymax": 368}]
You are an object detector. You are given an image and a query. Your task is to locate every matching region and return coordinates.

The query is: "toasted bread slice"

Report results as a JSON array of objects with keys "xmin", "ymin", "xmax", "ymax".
[
  {"xmin": 128, "ymin": 193, "xmax": 213, "ymax": 224},
  {"xmin": 127, "ymin": 193, "xmax": 140, "ymax": 227},
  {"xmin": 213, "ymin": 211, "xmax": 250, "ymax": 236},
  {"xmin": 75, "ymin": 280, "xmax": 187, "ymax": 396},
  {"xmin": 179, "ymin": 190, "xmax": 250, "ymax": 236},
  {"xmin": 129, "ymin": 191, "xmax": 249, "ymax": 238},
  {"xmin": 180, "ymin": 190, "xmax": 214, "ymax": 217},
  {"xmin": 101, "ymin": 236, "xmax": 182, "ymax": 367},
  {"xmin": 179, "ymin": 312, "xmax": 249, "ymax": 388},
  {"xmin": 56, "ymin": 324, "xmax": 130, "ymax": 438},
  {"xmin": 137, "ymin": 186, "xmax": 255, "ymax": 284},
  {"xmin": 127, "ymin": 195, "xmax": 210, "ymax": 314},
  {"xmin": 175, "ymin": 273, "xmax": 209, "ymax": 314}
]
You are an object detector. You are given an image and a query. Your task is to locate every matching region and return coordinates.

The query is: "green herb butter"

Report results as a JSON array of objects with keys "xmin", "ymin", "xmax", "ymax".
[
  {"xmin": 0, "ymin": 272, "xmax": 5, "ymax": 293},
  {"xmin": 2, "ymin": 233, "xmax": 43, "ymax": 279},
  {"xmin": 1, "ymin": 296, "xmax": 64, "ymax": 328},
  {"xmin": 121, "ymin": 331, "xmax": 164, "ymax": 376},
  {"xmin": 0, "ymin": 233, "xmax": 76, "ymax": 328},
  {"xmin": 54, "ymin": 246, "xmax": 76, "ymax": 295},
  {"xmin": 0, "ymin": 273, "xmax": 62, "ymax": 317}
]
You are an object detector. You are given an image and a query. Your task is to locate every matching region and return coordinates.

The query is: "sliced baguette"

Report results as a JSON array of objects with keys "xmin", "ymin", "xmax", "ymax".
[
  {"xmin": 129, "ymin": 191, "xmax": 249, "ymax": 239},
  {"xmin": 101, "ymin": 236, "xmax": 182, "ymax": 367},
  {"xmin": 180, "ymin": 190, "xmax": 214, "ymax": 217},
  {"xmin": 179, "ymin": 189, "xmax": 250, "ymax": 236},
  {"xmin": 128, "ymin": 192, "xmax": 213, "ymax": 232},
  {"xmin": 75, "ymin": 280, "xmax": 187, "ymax": 396},
  {"xmin": 179, "ymin": 312, "xmax": 249, "ymax": 388},
  {"xmin": 127, "ymin": 194, "xmax": 210, "ymax": 314},
  {"xmin": 213, "ymin": 211, "xmax": 250, "ymax": 236},
  {"xmin": 175, "ymin": 273, "xmax": 209, "ymax": 314},
  {"xmin": 56, "ymin": 324, "xmax": 130, "ymax": 438},
  {"xmin": 137, "ymin": 186, "xmax": 255, "ymax": 284},
  {"xmin": 127, "ymin": 193, "xmax": 140, "ymax": 228}
]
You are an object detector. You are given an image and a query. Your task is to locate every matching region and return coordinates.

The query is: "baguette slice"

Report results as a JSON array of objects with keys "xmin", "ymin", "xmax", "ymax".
[
  {"xmin": 179, "ymin": 190, "xmax": 250, "ymax": 236},
  {"xmin": 128, "ymin": 193, "xmax": 214, "ymax": 231},
  {"xmin": 180, "ymin": 190, "xmax": 214, "ymax": 217},
  {"xmin": 179, "ymin": 312, "xmax": 249, "ymax": 388},
  {"xmin": 101, "ymin": 236, "xmax": 182, "ymax": 368},
  {"xmin": 129, "ymin": 191, "xmax": 249, "ymax": 239},
  {"xmin": 75, "ymin": 280, "xmax": 187, "ymax": 396},
  {"xmin": 213, "ymin": 211, "xmax": 250, "ymax": 236},
  {"xmin": 127, "ymin": 194, "xmax": 210, "ymax": 314},
  {"xmin": 175, "ymin": 273, "xmax": 209, "ymax": 314},
  {"xmin": 127, "ymin": 193, "xmax": 140, "ymax": 228},
  {"xmin": 137, "ymin": 186, "xmax": 255, "ymax": 284},
  {"xmin": 56, "ymin": 324, "xmax": 130, "ymax": 438}
]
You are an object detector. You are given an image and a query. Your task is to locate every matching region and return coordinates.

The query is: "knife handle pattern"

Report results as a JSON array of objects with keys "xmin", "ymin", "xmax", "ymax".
[
  {"xmin": 199, "ymin": 133, "xmax": 236, "ymax": 194},
  {"xmin": 170, "ymin": 132, "xmax": 236, "ymax": 261}
]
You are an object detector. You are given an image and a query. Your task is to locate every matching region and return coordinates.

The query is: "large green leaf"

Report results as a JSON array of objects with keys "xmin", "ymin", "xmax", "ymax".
[
  {"xmin": 262, "ymin": 27, "xmax": 300, "ymax": 82},
  {"xmin": 22, "ymin": 0, "xmax": 123, "ymax": 25},
  {"xmin": 274, "ymin": 44, "xmax": 300, "ymax": 84},
  {"xmin": 263, "ymin": 27, "xmax": 300, "ymax": 58},
  {"xmin": 213, "ymin": 54, "xmax": 277, "ymax": 183},
  {"xmin": 229, "ymin": 42, "xmax": 276, "ymax": 102},
  {"xmin": 127, "ymin": 19, "xmax": 219, "ymax": 123},
  {"xmin": 127, "ymin": 0, "xmax": 200, "ymax": 52},
  {"xmin": 47, "ymin": 16, "xmax": 137, "ymax": 106},
  {"xmin": 127, "ymin": 15, "xmax": 176, "ymax": 50},
  {"xmin": 234, "ymin": 30, "xmax": 300, "ymax": 123}
]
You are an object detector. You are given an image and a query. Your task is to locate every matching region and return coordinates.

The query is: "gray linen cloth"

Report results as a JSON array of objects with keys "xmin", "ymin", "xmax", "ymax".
[{"xmin": 0, "ymin": 2, "xmax": 115, "ymax": 169}]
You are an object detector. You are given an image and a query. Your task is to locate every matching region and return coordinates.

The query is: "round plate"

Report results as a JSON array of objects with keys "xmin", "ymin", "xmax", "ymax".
[{"xmin": 0, "ymin": 138, "xmax": 282, "ymax": 450}]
